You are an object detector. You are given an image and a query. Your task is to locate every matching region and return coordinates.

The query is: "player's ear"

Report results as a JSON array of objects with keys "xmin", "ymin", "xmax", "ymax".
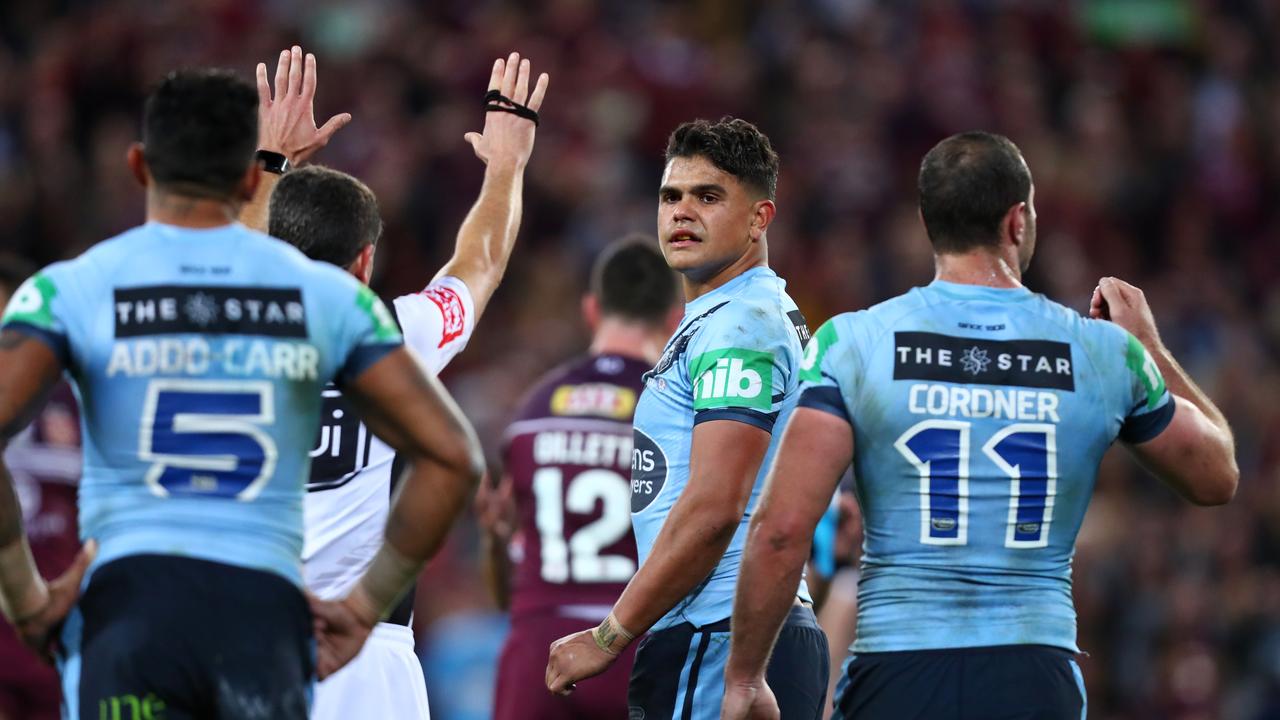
[
  {"xmin": 348, "ymin": 244, "xmax": 376, "ymax": 285},
  {"xmin": 582, "ymin": 294, "xmax": 600, "ymax": 331},
  {"xmin": 235, "ymin": 162, "xmax": 262, "ymax": 203},
  {"xmin": 750, "ymin": 199, "xmax": 777, "ymax": 241},
  {"xmin": 1004, "ymin": 201, "xmax": 1027, "ymax": 248},
  {"xmin": 126, "ymin": 143, "xmax": 149, "ymax": 188}
]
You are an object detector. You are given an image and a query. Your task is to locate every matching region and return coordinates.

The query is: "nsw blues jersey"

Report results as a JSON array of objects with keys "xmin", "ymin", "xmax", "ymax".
[
  {"xmin": 0, "ymin": 222, "xmax": 402, "ymax": 586},
  {"xmin": 798, "ymin": 280, "xmax": 1174, "ymax": 652},
  {"xmin": 631, "ymin": 267, "xmax": 812, "ymax": 630}
]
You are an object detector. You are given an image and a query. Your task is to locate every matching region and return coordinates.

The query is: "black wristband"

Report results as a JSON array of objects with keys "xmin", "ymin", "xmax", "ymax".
[{"xmin": 256, "ymin": 150, "xmax": 290, "ymax": 175}]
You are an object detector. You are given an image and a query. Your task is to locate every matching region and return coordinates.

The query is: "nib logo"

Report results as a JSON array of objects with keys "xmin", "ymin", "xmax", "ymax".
[
  {"xmin": 690, "ymin": 348, "xmax": 773, "ymax": 411},
  {"xmin": 696, "ymin": 358, "xmax": 763, "ymax": 400}
]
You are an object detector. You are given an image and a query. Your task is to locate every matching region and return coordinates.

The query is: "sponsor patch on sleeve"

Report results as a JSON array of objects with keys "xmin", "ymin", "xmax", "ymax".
[
  {"xmin": 356, "ymin": 286, "xmax": 402, "ymax": 344},
  {"xmin": 800, "ymin": 321, "xmax": 839, "ymax": 384},
  {"xmin": 1124, "ymin": 334, "xmax": 1166, "ymax": 410},
  {"xmin": 2, "ymin": 273, "xmax": 59, "ymax": 330},
  {"xmin": 422, "ymin": 285, "xmax": 466, "ymax": 348},
  {"xmin": 689, "ymin": 347, "xmax": 774, "ymax": 411}
]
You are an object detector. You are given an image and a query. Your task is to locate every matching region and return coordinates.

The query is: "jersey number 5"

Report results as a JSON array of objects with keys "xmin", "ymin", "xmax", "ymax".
[
  {"xmin": 895, "ymin": 420, "xmax": 1057, "ymax": 548},
  {"xmin": 533, "ymin": 467, "xmax": 636, "ymax": 584},
  {"xmin": 140, "ymin": 379, "xmax": 278, "ymax": 501}
]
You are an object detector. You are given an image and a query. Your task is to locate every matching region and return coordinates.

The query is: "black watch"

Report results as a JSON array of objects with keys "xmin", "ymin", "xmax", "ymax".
[{"xmin": 256, "ymin": 150, "xmax": 290, "ymax": 175}]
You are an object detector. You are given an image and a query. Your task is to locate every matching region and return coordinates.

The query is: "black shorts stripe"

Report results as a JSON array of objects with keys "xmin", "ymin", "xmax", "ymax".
[{"xmin": 680, "ymin": 631, "xmax": 713, "ymax": 719}]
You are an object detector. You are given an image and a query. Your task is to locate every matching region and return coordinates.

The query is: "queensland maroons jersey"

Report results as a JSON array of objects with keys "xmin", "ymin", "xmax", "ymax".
[
  {"xmin": 303, "ymin": 276, "xmax": 476, "ymax": 599},
  {"xmin": 0, "ymin": 222, "xmax": 402, "ymax": 586},
  {"xmin": 632, "ymin": 267, "xmax": 812, "ymax": 630},
  {"xmin": 798, "ymin": 280, "xmax": 1175, "ymax": 653},
  {"xmin": 501, "ymin": 353, "xmax": 648, "ymax": 622}
]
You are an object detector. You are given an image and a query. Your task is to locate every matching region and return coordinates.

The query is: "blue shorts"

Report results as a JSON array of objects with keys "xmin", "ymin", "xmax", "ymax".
[
  {"xmin": 58, "ymin": 555, "xmax": 314, "ymax": 720},
  {"xmin": 833, "ymin": 644, "xmax": 1086, "ymax": 720},
  {"xmin": 628, "ymin": 604, "xmax": 829, "ymax": 720}
]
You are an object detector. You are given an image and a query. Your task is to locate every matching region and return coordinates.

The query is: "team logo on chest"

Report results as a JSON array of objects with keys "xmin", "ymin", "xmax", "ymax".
[{"xmin": 645, "ymin": 301, "xmax": 730, "ymax": 383}]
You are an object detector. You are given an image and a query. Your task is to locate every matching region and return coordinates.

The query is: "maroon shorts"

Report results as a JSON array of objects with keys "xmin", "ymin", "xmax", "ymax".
[
  {"xmin": 0, "ymin": 621, "xmax": 60, "ymax": 720},
  {"xmin": 494, "ymin": 613, "xmax": 637, "ymax": 720}
]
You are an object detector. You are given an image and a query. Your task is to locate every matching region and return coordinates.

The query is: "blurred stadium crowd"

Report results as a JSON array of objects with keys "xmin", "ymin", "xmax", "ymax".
[{"xmin": 1, "ymin": 1, "xmax": 1278, "ymax": 718}]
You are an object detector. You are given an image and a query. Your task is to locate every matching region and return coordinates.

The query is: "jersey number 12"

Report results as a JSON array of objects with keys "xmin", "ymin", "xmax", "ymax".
[{"xmin": 532, "ymin": 467, "xmax": 636, "ymax": 583}]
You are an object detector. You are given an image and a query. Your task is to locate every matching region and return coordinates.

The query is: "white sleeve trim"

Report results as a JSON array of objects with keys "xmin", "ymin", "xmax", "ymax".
[{"xmin": 391, "ymin": 276, "xmax": 477, "ymax": 375}]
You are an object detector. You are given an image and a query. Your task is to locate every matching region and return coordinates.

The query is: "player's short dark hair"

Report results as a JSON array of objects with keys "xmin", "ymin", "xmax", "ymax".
[
  {"xmin": 143, "ymin": 69, "xmax": 259, "ymax": 199},
  {"xmin": 918, "ymin": 132, "xmax": 1032, "ymax": 254},
  {"xmin": 591, "ymin": 237, "xmax": 678, "ymax": 325},
  {"xmin": 665, "ymin": 117, "xmax": 779, "ymax": 200},
  {"xmin": 0, "ymin": 253, "xmax": 37, "ymax": 300},
  {"xmin": 268, "ymin": 166, "xmax": 383, "ymax": 268}
]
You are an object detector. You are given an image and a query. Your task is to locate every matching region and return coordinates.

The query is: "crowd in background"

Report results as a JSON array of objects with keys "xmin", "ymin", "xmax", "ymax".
[{"xmin": 1, "ymin": 0, "xmax": 1278, "ymax": 718}]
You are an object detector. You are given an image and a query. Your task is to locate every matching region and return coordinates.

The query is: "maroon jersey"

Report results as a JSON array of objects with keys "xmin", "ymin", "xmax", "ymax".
[{"xmin": 502, "ymin": 353, "xmax": 648, "ymax": 622}]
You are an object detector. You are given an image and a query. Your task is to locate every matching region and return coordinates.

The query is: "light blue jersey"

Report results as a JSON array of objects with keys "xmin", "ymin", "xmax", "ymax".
[
  {"xmin": 799, "ymin": 280, "xmax": 1174, "ymax": 652},
  {"xmin": 0, "ymin": 222, "xmax": 402, "ymax": 586},
  {"xmin": 631, "ymin": 267, "xmax": 812, "ymax": 630}
]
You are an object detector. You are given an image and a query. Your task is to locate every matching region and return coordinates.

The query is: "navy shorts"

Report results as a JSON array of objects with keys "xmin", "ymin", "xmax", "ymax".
[
  {"xmin": 833, "ymin": 644, "xmax": 1086, "ymax": 720},
  {"xmin": 58, "ymin": 555, "xmax": 314, "ymax": 720},
  {"xmin": 629, "ymin": 604, "xmax": 829, "ymax": 720}
]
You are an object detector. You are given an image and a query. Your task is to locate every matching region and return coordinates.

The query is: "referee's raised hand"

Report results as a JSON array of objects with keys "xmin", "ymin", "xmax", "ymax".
[
  {"xmin": 464, "ymin": 52, "xmax": 550, "ymax": 169},
  {"xmin": 255, "ymin": 45, "xmax": 351, "ymax": 167}
]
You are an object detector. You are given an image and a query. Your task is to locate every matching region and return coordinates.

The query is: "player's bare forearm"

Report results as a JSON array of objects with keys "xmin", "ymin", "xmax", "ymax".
[
  {"xmin": 345, "ymin": 349, "xmax": 485, "ymax": 559},
  {"xmin": 437, "ymin": 52, "xmax": 549, "ymax": 319},
  {"xmin": 1145, "ymin": 346, "xmax": 1238, "ymax": 496},
  {"xmin": 338, "ymin": 348, "xmax": 484, "ymax": 621},
  {"xmin": 726, "ymin": 519, "xmax": 811, "ymax": 681},
  {"xmin": 726, "ymin": 408, "xmax": 855, "ymax": 683},
  {"xmin": 435, "ymin": 164, "xmax": 525, "ymax": 319},
  {"xmin": 1093, "ymin": 277, "xmax": 1237, "ymax": 502},
  {"xmin": 610, "ymin": 420, "xmax": 771, "ymax": 637},
  {"xmin": 0, "ymin": 330, "xmax": 65, "ymax": 621},
  {"xmin": 237, "ymin": 171, "xmax": 280, "ymax": 234},
  {"xmin": 1146, "ymin": 341, "xmax": 1231, "ymax": 437},
  {"xmin": 385, "ymin": 454, "xmax": 476, "ymax": 568},
  {"xmin": 610, "ymin": 492, "xmax": 742, "ymax": 633},
  {"xmin": 0, "ymin": 459, "xmax": 24, "ymax": 549}
]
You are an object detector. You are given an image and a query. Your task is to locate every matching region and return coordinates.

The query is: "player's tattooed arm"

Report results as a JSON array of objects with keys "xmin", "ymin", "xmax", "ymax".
[
  {"xmin": 239, "ymin": 45, "xmax": 352, "ymax": 233},
  {"xmin": 434, "ymin": 52, "xmax": 550, "ymax": 320},
  {"xmin": 591, "ymin": 612, "xmax": 634, "ymax": 656}
]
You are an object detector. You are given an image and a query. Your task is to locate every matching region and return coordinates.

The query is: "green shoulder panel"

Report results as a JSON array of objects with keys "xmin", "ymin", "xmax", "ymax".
[{"xmin": 1, "ymin": 273, "xmax": 59, "ymax": 330}]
